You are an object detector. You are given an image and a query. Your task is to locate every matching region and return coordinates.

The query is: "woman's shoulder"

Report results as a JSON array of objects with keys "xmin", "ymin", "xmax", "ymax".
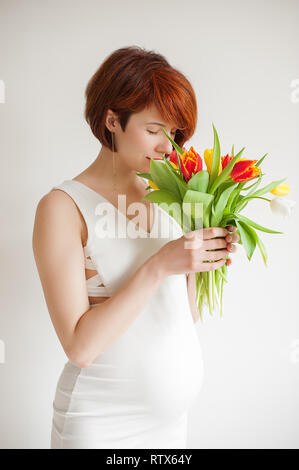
[
  {"xmin": 38, "ymin": 185, "xmax": 80, "ymax": 218},
  {"xmin": 33, "ymin": 187, "xmax": 86, "ymax": 247}
]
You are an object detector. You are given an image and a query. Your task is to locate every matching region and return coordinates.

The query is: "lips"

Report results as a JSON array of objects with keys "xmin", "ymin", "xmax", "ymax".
[{"xmin": 146, "ymin": 156, "xmax": 164, "ymax": 160}]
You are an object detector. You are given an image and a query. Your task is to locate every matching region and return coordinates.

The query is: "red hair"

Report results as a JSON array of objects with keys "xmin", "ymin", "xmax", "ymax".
[{"xmin": 84, "ymin": 46, "xmax": 198, "ymax": 152}]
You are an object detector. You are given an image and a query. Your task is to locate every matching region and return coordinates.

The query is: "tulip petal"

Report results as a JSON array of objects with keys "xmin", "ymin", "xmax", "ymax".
[
  {"xmin": 231, "ymin": 159, "xmax": 258, "ymax": 179},
  {"xmin": 148, "ymin": 180, "xmax": 159, "ymax": 190},
  {"xmin": 221, "ymin": 154, "xmax": 234, "ymax": 170},
  {"xmin": 178, "ymin": 146, "xmax": 203, "ymax": 182},
  {"xmin": 270, "ymin": 197, "xmax": 296, "ymax": 218},
  {"xmin": 204, "ymin": 149, "xmax": 214, "ymax": 174},
  {"xmin": 232, "ymin": 166, "xmax": 261, "ymax": 182},
  {"xmin": 270, "ymin": 183, "xmax": 290, "ymax": 196}
]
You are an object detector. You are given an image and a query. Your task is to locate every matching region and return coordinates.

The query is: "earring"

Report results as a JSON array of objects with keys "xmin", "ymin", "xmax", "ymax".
[{"xmin": 112, "ymin": 131, "xmax": 117, "ymax": 196}]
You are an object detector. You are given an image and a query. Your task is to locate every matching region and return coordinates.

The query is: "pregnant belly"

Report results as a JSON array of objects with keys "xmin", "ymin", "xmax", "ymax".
[{"xmin": 133, "ymin": 326, "xmax": 204, "ymax": 419}]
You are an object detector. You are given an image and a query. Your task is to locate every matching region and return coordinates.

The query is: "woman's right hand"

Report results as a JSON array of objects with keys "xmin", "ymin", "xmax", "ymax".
[{"xmin": 157, "ymin": 226, "xmax": 237, "ymax": 276}]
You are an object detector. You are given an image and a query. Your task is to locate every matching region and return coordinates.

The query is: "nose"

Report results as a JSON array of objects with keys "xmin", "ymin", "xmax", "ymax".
[{"xmin": 156, "ymin": 134, "xmax": 174, "ymax": 156}]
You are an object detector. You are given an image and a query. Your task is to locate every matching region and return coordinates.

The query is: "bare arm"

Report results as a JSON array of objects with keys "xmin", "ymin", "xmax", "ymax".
[
  {"xmin": 71, "ymin": 255, "xmax": 164, "ymax": 367},
  {"xmin": 32, "ymin": 190, "xmax": 167, "ymax": 369},
  {"xmin": 32, "ymin": 191, "xmax": 236, "ymax": 369}
]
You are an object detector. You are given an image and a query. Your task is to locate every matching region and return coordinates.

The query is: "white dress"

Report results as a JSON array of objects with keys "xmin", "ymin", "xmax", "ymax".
[{"xmin": 50, "ymin": 178, "xmax": 204, "ymax": 449}]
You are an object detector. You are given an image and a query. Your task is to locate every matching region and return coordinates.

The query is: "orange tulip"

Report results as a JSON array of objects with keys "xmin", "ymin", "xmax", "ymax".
[{"xmin": 169, "ymin": 147, "xmax": 203, "ymax": 183}]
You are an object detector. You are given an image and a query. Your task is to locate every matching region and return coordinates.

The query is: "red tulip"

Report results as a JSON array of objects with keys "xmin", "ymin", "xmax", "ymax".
[{"xmin": 221, "ymin": 155, "xmax": 261, "ymax": 183}]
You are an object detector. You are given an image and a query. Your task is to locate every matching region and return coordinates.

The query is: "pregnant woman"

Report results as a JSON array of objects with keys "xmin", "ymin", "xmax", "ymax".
[{"xmin": 32, "ymin": 46, "xmax": 239, "ymax": 449}]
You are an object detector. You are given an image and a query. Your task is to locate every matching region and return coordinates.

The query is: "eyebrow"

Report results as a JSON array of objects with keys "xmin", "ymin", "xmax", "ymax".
[{"xmin": 146, "ymin": 121, "xmax": 176, "ymax": 129}]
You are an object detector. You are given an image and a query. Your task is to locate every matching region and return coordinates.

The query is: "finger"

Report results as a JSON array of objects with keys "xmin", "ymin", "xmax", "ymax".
[
  {"xmin": 226, "ymin": 225, "xmax": 237, "ymax": 232},
  {"xmin": 200, "ymin": 258, "xmax": 227, "ymax": 272},
  {"xmin": 227, "ymin": 243, "xmax": 237, "ymax": 253},
  {"xmin": 205, "ymin": 249, "xmax": 229, "ymax": 261},
  {"xmin": 201, "ymin": 227, "xmax": 229, "ymax": 240},
  {"xmin": 225, "ymin": 232, "xmax": 240, "ymax": 243},
  {"xmin": 226, "ymin": 258, "xmax": 232, "ymax": 266},
  {"xmin": 203, "ymin": 238, "xmax": 227, "ymax": 250},
  {"xmin": 231, "ymin": 232, "xmax": 240, "ymax": 243}
]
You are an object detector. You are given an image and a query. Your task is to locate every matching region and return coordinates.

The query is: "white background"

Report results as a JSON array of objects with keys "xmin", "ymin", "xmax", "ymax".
[{"xmin": 0, "ymin": 0, "xmax": 298, "ymax": 449}]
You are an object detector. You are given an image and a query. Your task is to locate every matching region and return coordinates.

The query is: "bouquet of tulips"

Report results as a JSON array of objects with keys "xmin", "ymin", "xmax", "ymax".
[{"xmin": 137, "ymin": 124, "xmax": 295, "ymax": 321}]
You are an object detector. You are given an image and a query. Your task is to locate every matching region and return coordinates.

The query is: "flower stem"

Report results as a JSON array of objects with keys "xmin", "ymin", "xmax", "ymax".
[{"xmin": 220, "ymin": 277, "xmax": 224, "ymax": 317}]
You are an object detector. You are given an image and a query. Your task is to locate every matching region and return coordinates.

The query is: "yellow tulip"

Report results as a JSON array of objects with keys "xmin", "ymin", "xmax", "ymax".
[
  {"xmin": 270, "ymin": 183, "xmax": 290, "ymax": 196},
  {"xmin": 204, "ymin": 149, "xmax": 222, "ymax": 175},
  {"xmin": 148, "ymin": 180, "xmax": 159, "ymax": 190}
]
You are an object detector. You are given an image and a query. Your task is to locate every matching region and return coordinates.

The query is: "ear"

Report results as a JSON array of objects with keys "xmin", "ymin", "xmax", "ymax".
[{"xmin": 105, "ymin": 109, "xmax": 119, "ymax": 133}]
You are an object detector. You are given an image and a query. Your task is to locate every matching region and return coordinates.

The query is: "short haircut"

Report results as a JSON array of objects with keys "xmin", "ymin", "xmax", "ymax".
[{"xmin": 84, "ymin": 46, "xmax": 198, "ymax": 152}]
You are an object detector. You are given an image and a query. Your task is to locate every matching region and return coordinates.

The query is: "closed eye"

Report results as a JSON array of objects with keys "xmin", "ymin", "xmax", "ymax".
[{"xmin": 147, "ymin": 130, "xmax": 176, "ymax": 135}]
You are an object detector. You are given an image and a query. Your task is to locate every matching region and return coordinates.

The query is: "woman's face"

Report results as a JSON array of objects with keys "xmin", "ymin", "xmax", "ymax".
[{"xmin": 113, "ymin": 104, "xmax": 178, "ymax": 173}]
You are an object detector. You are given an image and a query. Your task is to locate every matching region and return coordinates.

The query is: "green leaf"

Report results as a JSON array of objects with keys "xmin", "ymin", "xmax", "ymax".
[
  {"xmin": 209, "ymin": 123, "xmax": 221, "ymax": 189},
  {"xmin": 236, "ymin": 173, "xmax": 263, "ymax": 211},
  {"xmin": 209, "ymin": 147, "xmax": 246, "ymax": 194},
  {"xmin": 161, "ymin": 128, "xmax": 185, "ymax": 179},
  {"xmin": 236, "ymin": 222, "xmax": 268, "ymax": 266},
  {"xmin": 240, "ymin": 173, "xmax": 263, "ymax": 192},
  {"xmin": 226, "ymin": 187, "xmax": 241, "ymax": 212},
  {"xmin": 161, "ymin": 128, "xmax": 184, "ymax": 155},
  {"xmin": 255, "ymin": 232, "xmax": 268, "ymax": 266},
  {"xmin": 142, "ymin": 189, "xmax": 191, "ymax": 232},
  {"xmin": 149, "ymin": 159, "xmax": 180, "ymax": 197},
  {"xmin": 176, "ymin": 149, "xmax": 184, "ymax": 179},
  {"xmin": 247, "ymin": 225, "xmax": 268, "ymax": 266},
  {"xmin": 187, "ymin": 170, "xmax": 209, "ymax": 192},
  {"xmin": 234, "ymin": 195, "xmax": 271, "ymax": 212},
  {"xmin": 160, "ymin": 155, "xmax": 179, "ymax": 176},
  {"xmin": 214, "ymin": 181, "xmax": 237, "ymax": 205},
  {"xmin": 235, "ymin": 213, "xmax": 283, "ymax": 234},
  {"xmin": 173, "ymin": 173, "xmax": 188, "ymax": 200},
  {"xmin": 235, "ymin": 220, "xmax": 257, "ymax": 260},
  {"xmin": 142, "ymin": 189, "xmax": 179, "ymax": 204},
  {"xmin": 183, "ymin": 189, "xmax": 214, "ymax": 228},
  {"xmin": 255, "ymin": 153, "xmax": 268, "ymax": 168},
  {"xmin": 249, "ymin": 177, "xmax": 287, "ymax": 198},
  {"xmin": 231, "ymin": 194, "xmax": 247, "ymax": 212},
  {"xmin": 211, "ymin": 182, "xmax": 239, "ymax": 226},
  {"xmin": 154, "ymin": 158, "xmax": 183, "ymax": 200},
  {"xmin": 136, "ymin": 172, "xmax": 152, "ymax": 179},
  {"xmin": 160, "ymin": 155, "xmax": 188, "ymax": 200}
]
